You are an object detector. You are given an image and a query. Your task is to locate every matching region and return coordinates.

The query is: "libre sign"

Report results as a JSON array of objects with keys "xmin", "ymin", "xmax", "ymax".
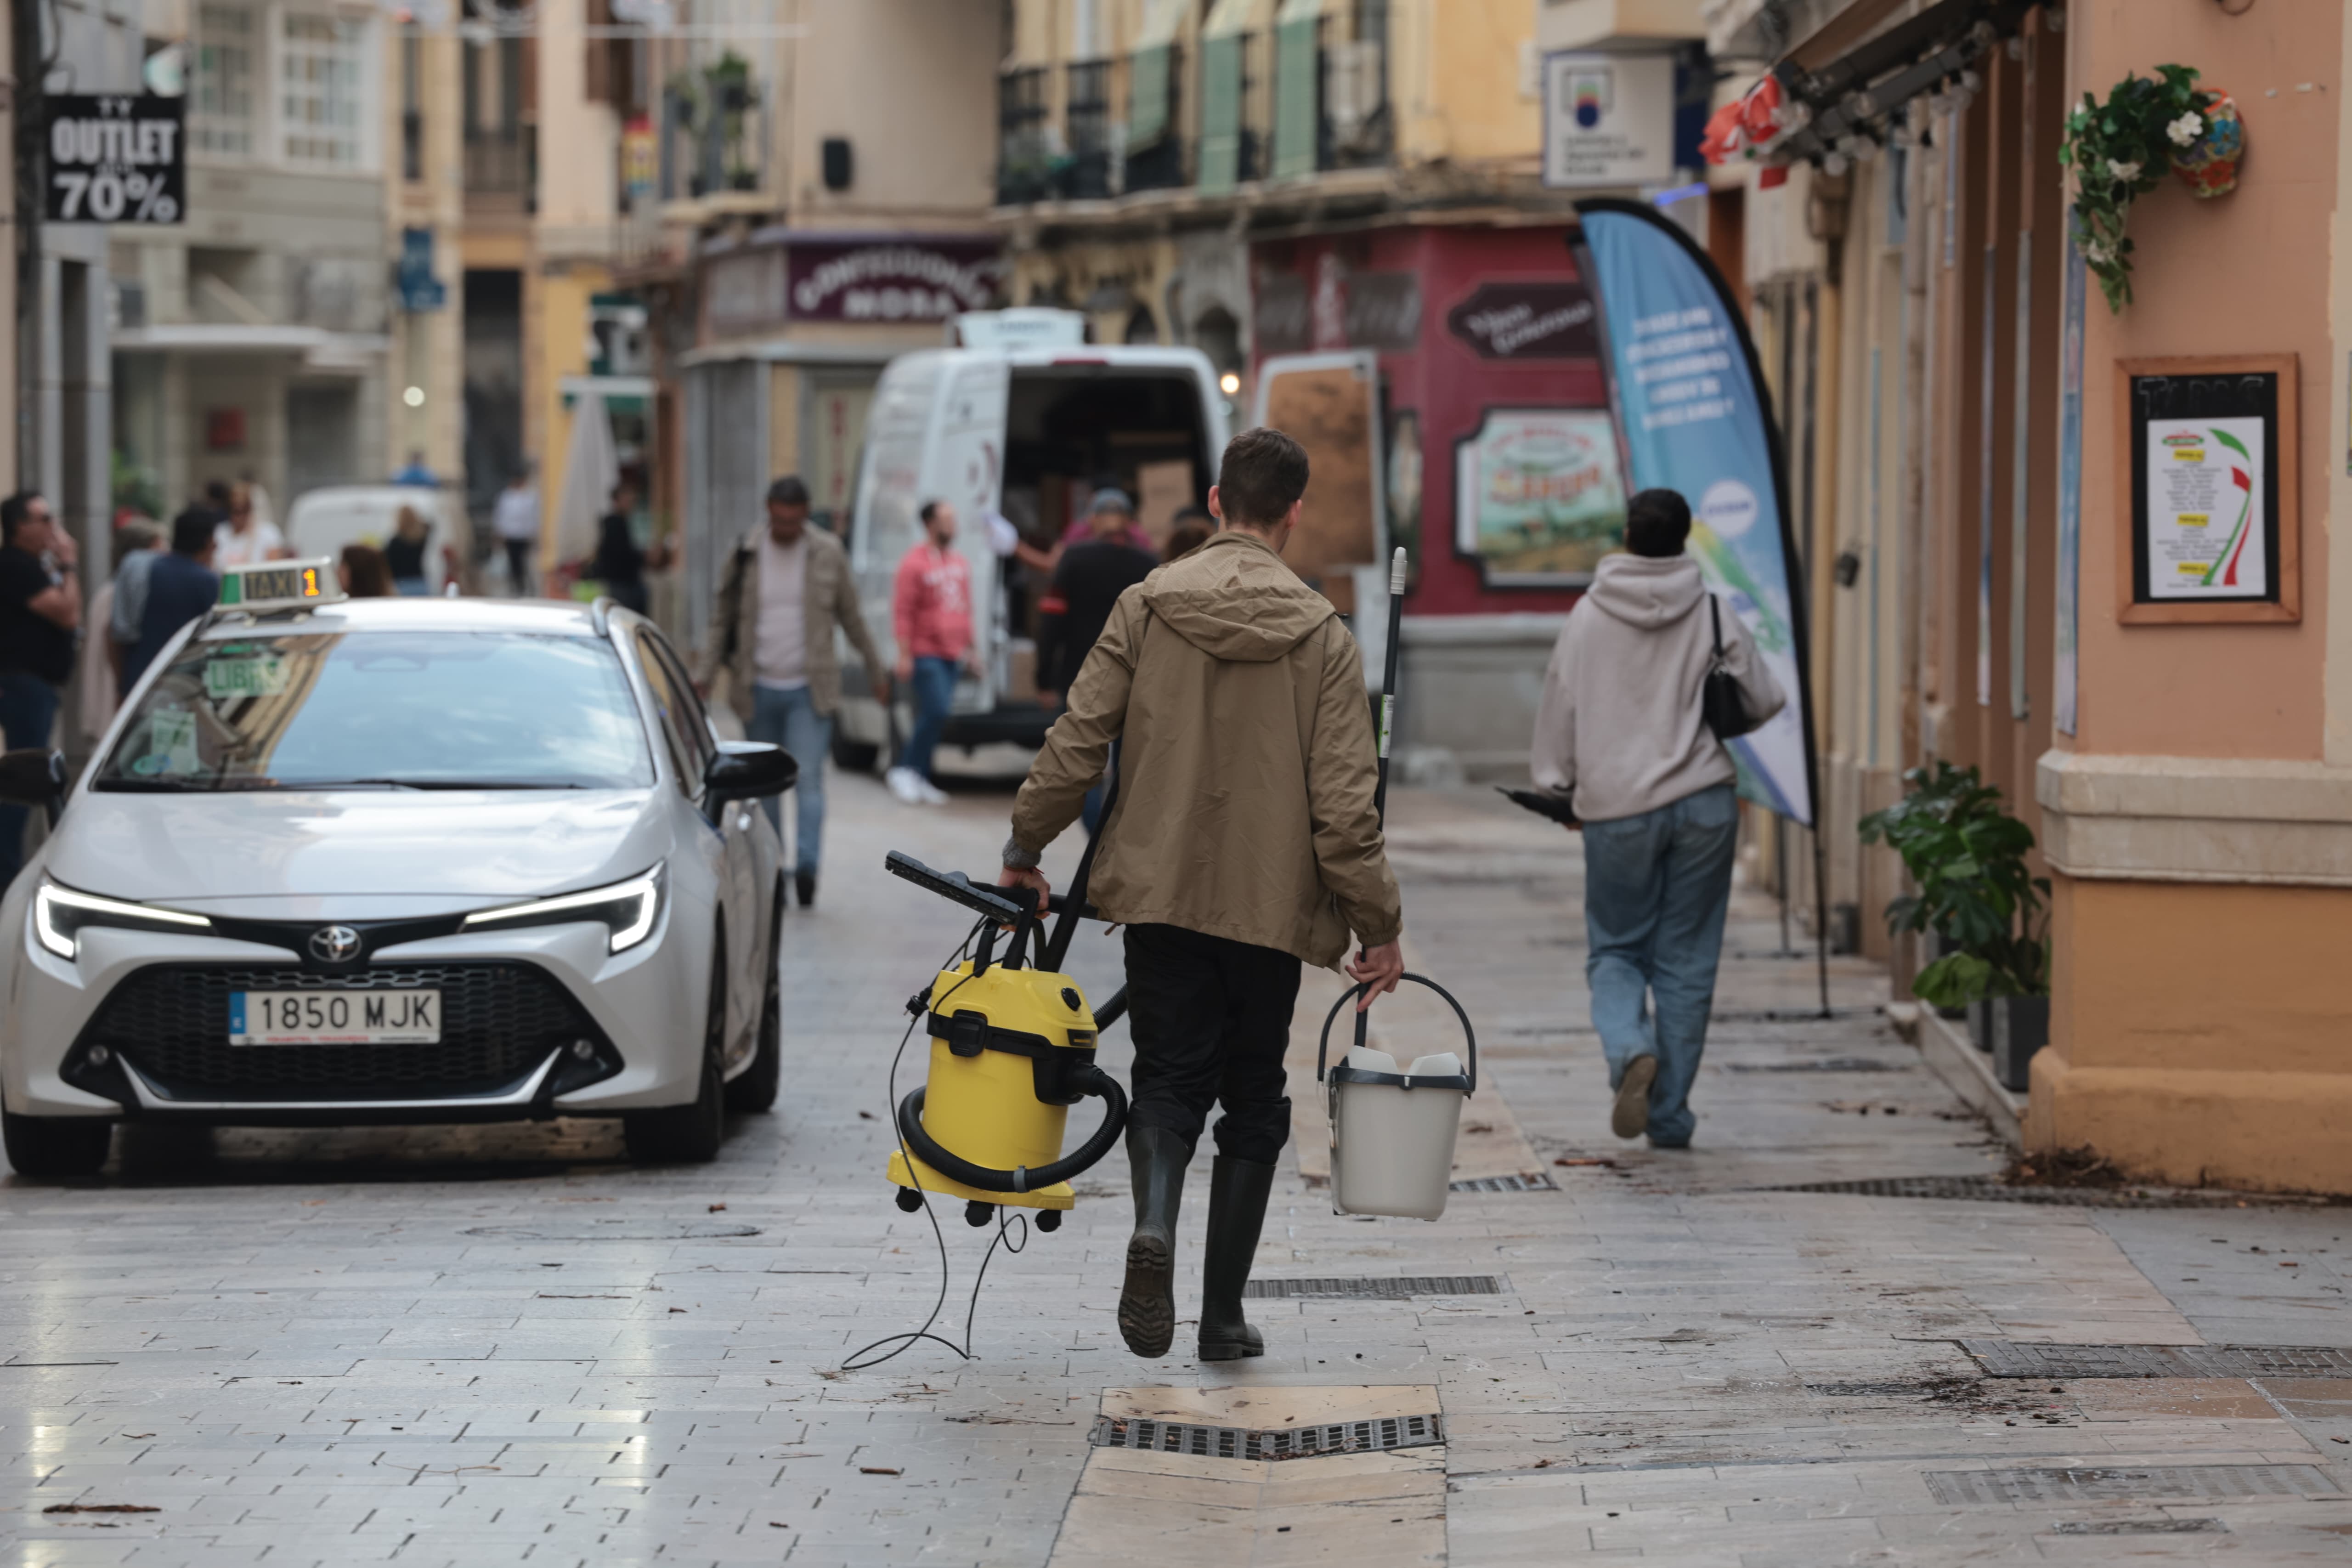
[{"xmin": 45, "ymin": 95, "xmax": 183, "ymax": 224}]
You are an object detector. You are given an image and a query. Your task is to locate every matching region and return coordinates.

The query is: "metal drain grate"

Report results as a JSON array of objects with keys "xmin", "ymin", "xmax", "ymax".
[
  {"xmin": 2050, "ymin": 1519, "xmax": 2224, "ymax": 1536},
  {"xmin": 1244, "ymin": 1275, "xmax": 1502, "ymax": 1300},
  {"xmin": 1753, "ymin": 1175, "xmax": 2303, "ymax": 1209},
  {"xmin": 1961, "ymin": 1340, "xmax": 2352, "ymax": 1379},
  {"xmin": 1924, "ymin": 1465, "xmax": 2337, "ymax": 1506},
  {"xmin": 1450, "ymin": 1172, "xmax": 1556, "ymax": 1193},
  {"xmin": 463, "ymin": 1223, "xmax": 762, "ymax": 1240},
  {"xmin": 1090, "ymin": 1413, "xmax": 1443, "ymax": 1461},
  {"xmin": 1724, "ymin": 1057, "xmax": 1915, "ymax": 1073}
]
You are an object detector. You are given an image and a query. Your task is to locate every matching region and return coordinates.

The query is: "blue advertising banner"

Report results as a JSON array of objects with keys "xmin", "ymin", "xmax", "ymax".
[{"xmin": 1572, "ymin": 199, "xmax": 1818, "ymax": 826}]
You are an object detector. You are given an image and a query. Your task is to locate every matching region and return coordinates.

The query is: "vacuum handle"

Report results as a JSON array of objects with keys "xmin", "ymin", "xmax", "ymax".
[
  {"xmin": 885, "ymin": 850, "xmax": 1033, "ymax": 925},
  {"xmin": 1315, "ymin": 972, "xmax": 1477, "ymax": 1096}
]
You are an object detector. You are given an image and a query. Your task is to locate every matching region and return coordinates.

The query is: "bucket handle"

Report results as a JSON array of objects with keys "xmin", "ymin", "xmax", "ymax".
[{"xmin": 1314, "ymin": 973, "xmax": 1478, "ymax": 1096}]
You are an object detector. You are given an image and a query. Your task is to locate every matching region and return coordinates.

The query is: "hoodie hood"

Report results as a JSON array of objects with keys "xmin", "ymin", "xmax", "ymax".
[
  {"xmin": 1584, "ymin": 552, "xmax": 1706, "ymax": 630},
  {"xmin": 1140, "ymin": 531, "xmax": 1335, "ymax": 662}
]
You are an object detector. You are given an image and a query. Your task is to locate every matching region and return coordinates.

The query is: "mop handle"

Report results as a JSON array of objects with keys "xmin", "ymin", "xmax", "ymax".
[{"xmin": 1354, "ymin": 547, "xmax": 1409, "ymax": 1052}]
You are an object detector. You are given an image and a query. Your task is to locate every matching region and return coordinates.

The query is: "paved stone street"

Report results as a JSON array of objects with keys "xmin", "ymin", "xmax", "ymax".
[{"xmin": 3, "ymin": 774, "xmax": 2351, "ymax": 1565}]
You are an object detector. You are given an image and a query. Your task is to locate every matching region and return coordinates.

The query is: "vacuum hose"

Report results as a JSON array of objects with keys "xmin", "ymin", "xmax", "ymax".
[{"xmin": 895, "ymin": 1066, "xmax": 1130, "ymax": 1194}]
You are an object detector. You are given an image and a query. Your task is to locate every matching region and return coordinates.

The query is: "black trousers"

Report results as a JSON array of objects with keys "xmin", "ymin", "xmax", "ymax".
[{"xmin": 1122, "ymin": 923, "xmax": 1303, "ymax": 1166}]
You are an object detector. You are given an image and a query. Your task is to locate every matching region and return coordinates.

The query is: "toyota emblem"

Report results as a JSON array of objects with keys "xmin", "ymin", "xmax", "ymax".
[{"xmin": 308, "ymin": 925, "xmax": 362, "ymax": 964}]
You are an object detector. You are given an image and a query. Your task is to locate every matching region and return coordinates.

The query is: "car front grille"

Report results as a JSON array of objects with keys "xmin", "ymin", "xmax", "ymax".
[{"xmin": 84, "ymin": 962, "xmax": 594, "ymax": 1102}]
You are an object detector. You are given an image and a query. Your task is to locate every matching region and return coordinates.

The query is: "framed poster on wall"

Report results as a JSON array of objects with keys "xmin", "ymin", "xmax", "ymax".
[
  {"xmin": 2118, "ymin": 354, "xmax": 2299, "ymax": 623},
  {"xmin": 1453, "ymin": 408, "xmax": 1627, "ymax": 587}
]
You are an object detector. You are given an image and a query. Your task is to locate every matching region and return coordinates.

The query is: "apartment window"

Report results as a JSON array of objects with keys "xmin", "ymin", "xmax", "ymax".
[
  {"xmin": 192, "ymin": 2, "xmax": 257, "ymax": 158},
  {"xmin": 401, "ymin": 32, "xmax": 422, "ymax": 181},
  {"xmin": 282, "ymin": 11, "xmax": 368, "ymax": 167}
]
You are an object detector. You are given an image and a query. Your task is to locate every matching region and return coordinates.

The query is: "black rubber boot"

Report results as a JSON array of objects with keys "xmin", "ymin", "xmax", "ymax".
[
  {"xmin": 1117, "ymin": 1125, "xmax": 1191, "ymax": 1357},
  {"xmin": 794, "ymin": 868, "xmax": 816, "ymax": 909},
  {"xmin": 1197, "ymin": 1154, "xmax": 1275, "ymax": 1361}
]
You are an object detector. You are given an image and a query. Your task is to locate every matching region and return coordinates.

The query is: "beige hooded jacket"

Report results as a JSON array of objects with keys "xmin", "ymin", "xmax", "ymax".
[
  {"xmin": 1530, "ymin": 552, "xmax": 1787, "ymax": 823},
  {"xmin": 1009, "ymin": 531, "xmax": 1402, "ymax": 969}
]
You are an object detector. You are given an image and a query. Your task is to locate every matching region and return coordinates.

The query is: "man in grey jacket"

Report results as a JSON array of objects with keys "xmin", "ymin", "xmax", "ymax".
[
  {"xmin": 1531, "ymin": 487, "xmax": 1785, "ymax": 1148},
  {"xmin": 696, "ymin": 476, "xmax": 888, "ymax": 909}
]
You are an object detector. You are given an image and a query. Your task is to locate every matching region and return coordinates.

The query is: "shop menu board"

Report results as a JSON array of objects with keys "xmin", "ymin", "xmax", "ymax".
[
  {"xmin": 1453, "ymin": 409, "xmax": 1627, "ymax": 586},
  {"xmin": 2122, "ymin": 357, "xmax": 2299, "ymax": 624}
]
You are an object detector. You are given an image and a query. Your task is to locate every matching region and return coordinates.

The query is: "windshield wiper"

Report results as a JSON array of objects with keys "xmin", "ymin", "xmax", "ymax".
[{"xmin": 271, "ymin": 778, "xmax": 593, "ymax": 791}]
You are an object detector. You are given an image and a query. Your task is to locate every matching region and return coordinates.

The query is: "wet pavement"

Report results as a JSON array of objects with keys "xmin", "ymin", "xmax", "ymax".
[{"xmin": 0, "ymin": 774, "xmax": 2348, "ymax": 1564}]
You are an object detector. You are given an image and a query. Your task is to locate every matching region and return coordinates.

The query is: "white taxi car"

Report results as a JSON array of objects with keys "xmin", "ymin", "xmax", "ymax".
[{"xmin": 0, "ymin": 564, "xmax": 793, "ymax": 1176}]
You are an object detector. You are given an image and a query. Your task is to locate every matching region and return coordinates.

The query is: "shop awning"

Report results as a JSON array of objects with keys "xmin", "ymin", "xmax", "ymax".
[{"xmin": 1702, "ymin": 0, "xmax": 2031, "ymax": 177}]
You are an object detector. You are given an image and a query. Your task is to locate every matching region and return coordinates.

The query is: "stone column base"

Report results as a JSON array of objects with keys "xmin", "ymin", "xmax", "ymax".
[{"xmin": 2028, "ymin": 1051, "xmax": 2352, "ymax": 1195}]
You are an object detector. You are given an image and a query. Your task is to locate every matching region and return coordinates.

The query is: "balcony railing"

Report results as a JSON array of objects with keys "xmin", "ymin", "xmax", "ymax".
[
  {"xmin": 993, "ymin": 11, "xmax": 1385, "ymax": 209},
  {"xmin": 997, "ymin": 66, "xmax": 1052, "ymax": 204},
  {"xmin": 464, "ymin": 127, "xmax": 537, "ymax": 213},
  {"xmin": 1063, "ymin": 59, "xmax": 1112, "ymax": 200}
]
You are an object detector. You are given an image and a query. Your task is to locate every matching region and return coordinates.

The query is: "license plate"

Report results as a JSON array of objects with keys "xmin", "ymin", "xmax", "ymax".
[{"xmin": 229, "ymin": 989, "xmax": 441, "ymax": 1045}]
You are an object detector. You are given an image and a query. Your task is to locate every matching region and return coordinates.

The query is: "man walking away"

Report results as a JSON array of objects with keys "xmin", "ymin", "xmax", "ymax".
[
  {"xmin": 699, "ymin": 476, "xmax": 888, "ymax": 909},
  {"xmin": 887, "ymin": 501, "xmax": 973, "ymax": 806},
  {"xmin": 1036, "ymin": 489, "xmax": 1158, "ymax": 834},
  {"xmin": 493, "ymin": 467, "xmax": 540, "ymax": 596},
  {"xmin": 124, "ymin": 511, "xmax": 221, "ymax": 692},
  {"xmin": 1530, "ymin": 487, "xmax": 1785, "ymax": 1149},
  {"xmin": 80, "ymin": 519, "xmax": 163, "ymax": 742},
  {"xmin": 999, "ymin": 428, "xmax": 1405, "ymax": 1363},
  {"xmin": 0, "ymin": 493, "xmax": 79, "ymax": 884}
]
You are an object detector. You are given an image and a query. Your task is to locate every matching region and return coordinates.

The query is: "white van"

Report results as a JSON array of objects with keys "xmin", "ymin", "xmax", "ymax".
[
  {"xmin": 283, "ymin": 485, "xmax": 472, "ymax": 594},
  {"xmin": 833, "ymin": 331, "xmax": 1231, "ymax": 767}
]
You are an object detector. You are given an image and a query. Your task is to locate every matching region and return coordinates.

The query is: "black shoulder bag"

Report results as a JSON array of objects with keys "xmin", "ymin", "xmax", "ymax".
[{"xmin": 1702, "ymin": 595, "xmax": 1764, "ymax": 741}]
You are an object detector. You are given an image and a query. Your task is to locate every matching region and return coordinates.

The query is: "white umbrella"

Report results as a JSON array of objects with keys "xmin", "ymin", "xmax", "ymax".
[{"xmin": 554, "ymin": 391, "xmax": 619, "ymax": 569}]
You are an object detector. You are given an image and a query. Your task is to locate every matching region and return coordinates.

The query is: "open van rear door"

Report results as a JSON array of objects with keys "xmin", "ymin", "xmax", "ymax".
[
  {"xmin": 1251, "ymin": 350, "xmax": 1389, "ymax": 668},
  {"xmin": 922, "ymin": 357, "xmax": 1011, "ymax": 708}
]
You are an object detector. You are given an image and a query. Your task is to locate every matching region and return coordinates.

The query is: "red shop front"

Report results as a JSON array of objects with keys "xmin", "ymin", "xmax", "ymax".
[{"xmin": 1250, "ymin": 223, "xmax": 1615, "ymax": 618}]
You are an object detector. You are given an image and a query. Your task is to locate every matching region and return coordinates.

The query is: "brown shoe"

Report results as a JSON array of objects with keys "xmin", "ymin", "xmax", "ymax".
[{"xmin": 1611, "ymin": 1055, "xmax": 1658, "ymax": 1140}]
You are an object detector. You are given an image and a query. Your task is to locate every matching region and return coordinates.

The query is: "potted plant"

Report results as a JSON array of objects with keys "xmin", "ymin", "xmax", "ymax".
[
  {"xmin": 2058, "ymin": 64, "xmax": 2241, "ymax": 312},
  {"xmin": 1860, "ymin": 762, "xmax": 2051, "ymax": 1087}
]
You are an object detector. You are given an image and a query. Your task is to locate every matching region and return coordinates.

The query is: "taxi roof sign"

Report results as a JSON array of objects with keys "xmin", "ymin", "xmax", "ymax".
[{"xmin": 216, "ymin": 557, "xmax": 344, "ymax": 612}]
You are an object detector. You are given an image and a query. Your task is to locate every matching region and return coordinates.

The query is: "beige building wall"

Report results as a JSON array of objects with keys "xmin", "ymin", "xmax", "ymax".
[
  {"xmin": 780, "ymin": 1, "xmax": 1001, "ymax": 228},
  {"xmin": 389, "ymin": 19, "xmax": 464, "ymax": 483}
]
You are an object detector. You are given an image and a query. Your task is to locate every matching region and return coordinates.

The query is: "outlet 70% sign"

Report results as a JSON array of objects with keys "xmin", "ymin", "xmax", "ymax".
[{"xmin": 44, "ymin": 95, "xmax": 184, "ymax": 225}]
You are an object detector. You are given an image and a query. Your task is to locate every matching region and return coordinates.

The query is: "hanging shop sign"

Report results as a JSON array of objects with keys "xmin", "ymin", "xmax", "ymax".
[
  {"xmin": 1541, "ymin": 51, "xmax": 1676, "ymax": 189},
  {"xmin": 1573, "ymin": 198, "xmax": 1819, "ymax": 828},
  {"xmin": 2119, "ymin": 354, "xmax": 2299, "ymax": 624},
  {"xmin": 1446, "ymin": 282, "xmax": 1598, "ymax": 360},
  {"xmin": 396, "ymin": 227, "xmax": 446, "ymax": 313},
  {"xmin": 785, "ymin": 238, "xmax": 1003, "ymax": 323},
  {"xmin": 44, "ymin": 94, "xmax": 183, "ymax": 223},
  {"xmin": 1452, "ymin": 408, "xmax": 1626, "ymax": 589}
]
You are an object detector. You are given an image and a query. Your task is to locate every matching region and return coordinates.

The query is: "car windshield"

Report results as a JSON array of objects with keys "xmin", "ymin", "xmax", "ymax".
[{"xmin": 93, "ymin": 630, "xmax": 655, "ymax": 791}]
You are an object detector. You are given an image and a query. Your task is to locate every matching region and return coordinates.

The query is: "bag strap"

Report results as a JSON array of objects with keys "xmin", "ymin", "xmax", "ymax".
[{"xmin": 1708, "ymin": 594, "xmax": 1726, "ymax": 664}]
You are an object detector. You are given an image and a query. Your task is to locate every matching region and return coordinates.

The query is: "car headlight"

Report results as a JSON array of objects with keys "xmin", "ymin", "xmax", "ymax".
[
  {"xmin": 33, "ymin": 878, "xmax": 214, "ymax": 960},
  {"xmin": 460, "ymin": 865, "xmax": 664, "ymax": 953}
]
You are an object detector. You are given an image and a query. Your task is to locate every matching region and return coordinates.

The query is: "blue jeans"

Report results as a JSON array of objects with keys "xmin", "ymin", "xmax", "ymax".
[
  {"xmin": 902, "ymin": 656, "xmax": 957, "ymax": 781},
  {"xmin": 0, "ymin": 673, "xmax": 59, "ymax": 888},
  {"xmin": 1580, "ymin": 782, "xmax": 1739, "ymax": 1147},
  {"xmin": 747, "ymin": 683, "xmax": 829, "ymax": 873}
]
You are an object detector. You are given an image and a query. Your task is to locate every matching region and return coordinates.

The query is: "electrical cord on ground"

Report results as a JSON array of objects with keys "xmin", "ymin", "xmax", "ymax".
[{"xmin": 842, "ymin": 918, "xmax": 1029, "ymax": 1371}]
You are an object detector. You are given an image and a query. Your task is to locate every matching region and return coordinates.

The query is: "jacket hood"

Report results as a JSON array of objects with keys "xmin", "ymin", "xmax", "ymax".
[
  {"xmin": 1140, "ymin": 532, "xmax": 1334, "ymax": 662},
  {"xmin": 1584, "ymin": 552, "xmax": 1706, "ymax": 630}
]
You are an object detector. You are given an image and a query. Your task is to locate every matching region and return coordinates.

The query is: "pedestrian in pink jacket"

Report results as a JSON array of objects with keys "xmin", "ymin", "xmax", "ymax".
[{"xmin": 888, "ymin": 501, "xmax": 976, "ymax": 804}]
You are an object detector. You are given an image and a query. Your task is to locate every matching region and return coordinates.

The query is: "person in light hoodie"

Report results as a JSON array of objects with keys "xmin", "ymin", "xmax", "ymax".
[{"xmin": 1530, "ymin": 487, "xmax": 1785, "ymax": 1150}]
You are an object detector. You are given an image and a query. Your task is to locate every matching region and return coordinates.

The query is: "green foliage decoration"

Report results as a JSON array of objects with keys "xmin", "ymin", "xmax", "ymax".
[{"xmin": 1858, "ymin": 761, "xmax": 2050, "ymax": 1009}]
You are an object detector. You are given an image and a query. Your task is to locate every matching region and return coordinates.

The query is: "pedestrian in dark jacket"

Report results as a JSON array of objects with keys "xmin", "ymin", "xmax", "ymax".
[
  {"xmin": 1037, "ymin": 490, "xmax": 1159, "ymax": 834},
  {"xmin": 124, "ymin": 511, "xmax": 220, "ymax": 691}
]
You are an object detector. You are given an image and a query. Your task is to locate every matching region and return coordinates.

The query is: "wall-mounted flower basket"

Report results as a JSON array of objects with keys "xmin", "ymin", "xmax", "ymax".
[
  {"xmin": 2058, "ymin": 64, "xmax": 2242, "ymax": 312},
  {"xmin": 2171, "ymin": 92, "xmax": 2244, "ymax": 198}
]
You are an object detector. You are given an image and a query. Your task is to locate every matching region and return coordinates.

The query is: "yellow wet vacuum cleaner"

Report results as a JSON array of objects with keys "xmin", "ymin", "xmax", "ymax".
[{"xmin": 881, "ymin": 851, "xmax": 1129, "ymax": 1230}]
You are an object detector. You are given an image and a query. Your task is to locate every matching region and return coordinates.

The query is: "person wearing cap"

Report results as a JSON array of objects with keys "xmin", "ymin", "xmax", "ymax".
[
  {"xmin": 697, "ymin": 475, "xmax": 889, "ymax": 909},
  {"xmin": 1037, "ymin": 488, "xmax": 1159, "ymax": 832}
]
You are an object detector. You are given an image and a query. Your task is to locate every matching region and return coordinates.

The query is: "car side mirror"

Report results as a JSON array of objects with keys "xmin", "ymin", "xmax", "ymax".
[
  {"xmin": 705, "ymin": 741, "xmax": 797, "ymax": 804},
  {"xmin": 0, "ymin": 749, "xmax": 66, "ymax": 823}
]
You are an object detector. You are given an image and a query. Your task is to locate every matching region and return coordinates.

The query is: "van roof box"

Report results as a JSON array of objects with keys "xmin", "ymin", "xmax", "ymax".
[{"xmin": 950, "ymin": 308, "xmax": 1088, "ymax": 351}]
